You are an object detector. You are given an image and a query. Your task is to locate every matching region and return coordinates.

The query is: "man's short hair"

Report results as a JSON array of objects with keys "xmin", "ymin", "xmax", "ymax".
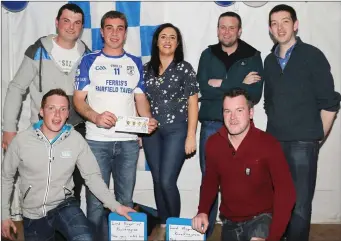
[
  {"xmin": 269, "ymin": 4, "xmax": 297, "ymax": 26},
  {"xmin": 223, "ymin": 88, "xmax": 254, "ymax": 109},
  {"xmin": 41, "ymin": 88, "xmax": 70, "ymax": 110},
  {"xmin": 218, "ymin": 11, "xmax": 242, "ymax": 29},
  {"xmin": 100, "ymin": 11, "xmax": 128, "ymax": 30},
  {"xmin": 56, "ymin": 3, "xmax": 85, "ymax": 24}
]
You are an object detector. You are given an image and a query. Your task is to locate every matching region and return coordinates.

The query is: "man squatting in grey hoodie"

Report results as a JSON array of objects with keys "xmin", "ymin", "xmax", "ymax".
[
  {"xmin": 2, "ymin": 3, "xmax": 91, "ymax": 207},
  {"xmin": 1, "ymin": 89, "xmax": 136, "ymax": 241}
]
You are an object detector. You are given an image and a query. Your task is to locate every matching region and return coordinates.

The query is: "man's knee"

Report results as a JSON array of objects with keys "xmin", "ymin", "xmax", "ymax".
[
  {"xmin": 72, "ymin": 233, "xmax": 94, "ymax": 241},
  {"xmin": 292, "ymin": 203, "xmax": 311, "ymax": 221}
]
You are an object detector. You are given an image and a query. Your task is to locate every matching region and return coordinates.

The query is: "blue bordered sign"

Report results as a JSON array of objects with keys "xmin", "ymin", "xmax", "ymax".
[
  {"xmin": 108, "ymin": 212, "xmax": 147, "ymax": 241},
  {"xmin": 166, "ymin": 217, "xmax": 206, "ymax": 241},
  {"xmin": 1, "ymin": 1, "xmax": 28, "ymax": 12},
  {"xmin": 214, "ymin": 1, "xmax": 235, "ymax": 7}
]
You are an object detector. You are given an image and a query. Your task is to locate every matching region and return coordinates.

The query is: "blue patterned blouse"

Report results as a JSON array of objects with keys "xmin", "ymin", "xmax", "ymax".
[{"xmin": 143, "ymin": 61, "xmax": 199, "ymax": 126}]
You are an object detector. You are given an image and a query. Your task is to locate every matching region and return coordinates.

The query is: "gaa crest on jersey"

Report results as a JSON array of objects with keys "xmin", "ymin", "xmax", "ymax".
[{"xmin": 127, "ymin": 66, "xmax": 135, "ymax": 76}]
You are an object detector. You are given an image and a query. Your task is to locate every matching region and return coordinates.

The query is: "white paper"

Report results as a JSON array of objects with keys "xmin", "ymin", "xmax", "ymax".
[
  {"xmin": 110, "ymin": 221, "xmax": 145, "ymax": 240},
  {"xmin": 168, "ymin": 224, "xmax": 205, "ymax": 241},
  {"xmin": 115, "ymin": 116, "xmax": 149, "ymax": 134}
]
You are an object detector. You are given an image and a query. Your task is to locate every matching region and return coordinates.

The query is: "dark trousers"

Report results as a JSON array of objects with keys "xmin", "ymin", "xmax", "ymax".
[
  {"xmin": 221, "ymin": 213, "xmax": 272, "ymax": 241},
  {"xmin": 280, "ymin": 141, "xmax": 319, "ymax": 241},
  {"xmin": 73, "ymin": 122, "xmax": 86, "ymax": 203},
  {"xmin": 142, "ymin": 121, "xmax": 188, "ymax": 224},
  {"xmin": 23, "ymin": 198, "xmax": 93, "ymax": 241},
  {"xmin": 54, "ymin": 123, "xmax": 86, "ymax": 241},
  {"xmin": 199, "ymin": 121, "xmax": 223, "ymax": 237}
]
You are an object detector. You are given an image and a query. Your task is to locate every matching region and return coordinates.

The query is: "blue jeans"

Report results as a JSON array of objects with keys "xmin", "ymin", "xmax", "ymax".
[
  {"xmin": 23, "ymin": 197, "xmax": 93, "ymax": 241},
  {"xmin": 221, "ymin": 213, "xmax": 272, "ymax": 241},
  {"xmin": 199, "ymin": 121, "xmax": 223, "ymax": 237},
  {"xmin": 142, "ymin": 121, "xmax": 187, "ymax": 224},
  {"xmin": 280, "ymin": 141, "xmax": 319, "ymax": 241},
  {"xmin": 86, "ymin": 139, "xmax": 139, "ymax": 241}
]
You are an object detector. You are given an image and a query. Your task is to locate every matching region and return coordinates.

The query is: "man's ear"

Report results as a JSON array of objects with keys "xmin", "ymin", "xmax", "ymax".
[
  {"xmin": 238, "ymin": 27, "xmax": 242, "ymax": 38},
  {"xmin": 249, "ymin": 107, "xmax": 254, "ymax": 119},
  {"xmin": 39, "ymin": 108, "xmax": 44, "ymax": 119},
  {"xmin": 55, "ymin": 18, "xmax": 59, "ymax": 30},
  {"xmin": 293, "ymin": 20, "xmax": 299, "ymax": 32}
]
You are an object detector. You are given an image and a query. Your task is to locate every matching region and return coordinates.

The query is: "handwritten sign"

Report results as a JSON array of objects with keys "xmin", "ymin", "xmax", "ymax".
[
  {"xmin": 168, "ymin": 224, "xmax": 205, "ymax": 240},
  {"xmin": 166, "ymin": 218, "xmax": 205, "ymax": 241},
  {"xmin": 110, "ymin": 221, "xmax": 144, "ymax": 240},
  {"xmin": 108, "ymin": 212, "xmax": 147, "ymax": 241}
]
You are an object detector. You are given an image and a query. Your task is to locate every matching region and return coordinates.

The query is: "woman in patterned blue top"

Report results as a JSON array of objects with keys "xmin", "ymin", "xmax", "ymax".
[{"xmin": 142, "ymin": 23, "xmax": 199, "ymax": 240}]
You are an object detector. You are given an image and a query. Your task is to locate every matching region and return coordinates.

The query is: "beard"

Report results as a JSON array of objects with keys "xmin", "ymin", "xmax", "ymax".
[
  {"xmin": 227, "ymin": 122, "xmax": 250, "ymax": 136},
  {"xmin": 220, "ymin": 38, "xmax": 238, "ymax": 48}
]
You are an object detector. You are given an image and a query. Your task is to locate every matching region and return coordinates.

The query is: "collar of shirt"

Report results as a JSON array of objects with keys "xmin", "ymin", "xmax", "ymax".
[
  {"xmin": 218, "ymin": 120, "xmax": 256, "ymax": 153},
  {"xmin": 274, "ymin": 43, "xmax": 296, "ymax": 60},
  {"xmin": 274, "ymin": 42, "xmax": 296, "ymax": 70}
]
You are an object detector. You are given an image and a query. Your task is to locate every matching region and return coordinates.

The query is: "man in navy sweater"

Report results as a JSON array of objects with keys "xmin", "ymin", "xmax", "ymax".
[
  {"xmin": 192, "ymin": 88, "xmax": 296, "ymax": 241},
  {"xmin": 264, "ymin": 4, "xmax": 341, "ymax": 241}
]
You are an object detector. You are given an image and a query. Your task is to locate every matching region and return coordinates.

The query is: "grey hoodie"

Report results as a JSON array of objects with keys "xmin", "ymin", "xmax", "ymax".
[
  {"xmin": 2, "ymin": 34, "xmax": 91, "ymax": 132},
  {"xmin": 1, "ymin": 121, "xmax": 120, "ymax": 220}
]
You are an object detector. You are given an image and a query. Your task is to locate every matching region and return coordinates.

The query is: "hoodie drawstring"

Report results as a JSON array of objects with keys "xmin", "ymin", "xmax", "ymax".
[{"xmin": 39, "ymin": 44, "xmax": 43, "ymax": 92}]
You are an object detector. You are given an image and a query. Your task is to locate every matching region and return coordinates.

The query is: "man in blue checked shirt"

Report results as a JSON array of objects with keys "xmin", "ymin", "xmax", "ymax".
[{"xmin": 73, "ymin": 10, "xmax": 158, "ymax": 241}]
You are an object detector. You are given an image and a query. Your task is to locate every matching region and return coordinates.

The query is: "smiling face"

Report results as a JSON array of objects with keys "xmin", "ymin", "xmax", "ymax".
[
  {"xmin": 223, "ymin": 95, "xmax": 253, "ymax": 136},
  {"xmin": 101, "ymin": 17, "xmax": 127, "ymax": 54},
  {"xmin": 157, "ymin": 27, "xmax": 178, "ymax": 57},
  {"xmin": 269, "ymin": 10, "xmax": 298, "ymax": 46},
  {"xmin": 55, "ymin": 9, "xmax": 83, "ymax": 43},
  {"xmin": 39, "ymin": 95, "xmax": 69, "ymax": 139},
  {"xmin": 217, "ymin": 16, "xmax": 241, "ymax": 48}
]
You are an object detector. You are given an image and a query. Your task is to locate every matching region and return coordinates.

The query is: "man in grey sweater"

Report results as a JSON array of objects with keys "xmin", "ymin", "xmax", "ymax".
[
  {"xmin": 1, "ymin": 3, "xmax": 91, "ymax": 209},
  {"xmin": 1, "ymin": 89, "xmax": 135, "ymax": 241}
]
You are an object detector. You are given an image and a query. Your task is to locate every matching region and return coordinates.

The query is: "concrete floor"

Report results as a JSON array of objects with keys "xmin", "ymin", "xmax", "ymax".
[{"xmin": 3, "ymin": 221, "xmax": 341, "ymax": 241}]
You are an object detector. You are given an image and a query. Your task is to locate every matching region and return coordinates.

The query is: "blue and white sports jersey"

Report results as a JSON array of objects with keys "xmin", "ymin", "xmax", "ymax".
[{"xmin": 75, "ymin": 50, "xmax": 145, "ymax": 141}]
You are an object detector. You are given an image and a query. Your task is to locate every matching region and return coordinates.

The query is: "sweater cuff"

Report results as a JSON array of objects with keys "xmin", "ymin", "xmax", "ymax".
[
  {"xmin": 1, "ymin": 208, "xmax": 10, "ymax": 221},
  {"xmin": 104, "ymin": 197, "xmax": 121, "ymax": 213},
  {"xmin": 197, "ymin": 206, "xmax": 210, "ymax": 216},
  {"xmin": 2, "ymin": 122, "xmax": 17, "ymax": 132}
]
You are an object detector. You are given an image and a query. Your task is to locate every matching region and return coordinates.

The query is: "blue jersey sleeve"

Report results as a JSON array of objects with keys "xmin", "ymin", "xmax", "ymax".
[
  {"xmin": 135, "ymin": 57, "xmax": 146, "ymax": 93},
  {"xmin": 126, "ymin": 53, "xmax": 146, "ymax": 94},
  {"xmin": 74, "ymin": 56, "xmax": 91, "ymax": 91}
]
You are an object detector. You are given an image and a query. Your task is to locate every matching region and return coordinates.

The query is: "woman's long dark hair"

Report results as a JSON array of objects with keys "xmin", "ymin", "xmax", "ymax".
[{"xmin": 148, "ymin": 23, "xmax": 184, "ymax": 77}]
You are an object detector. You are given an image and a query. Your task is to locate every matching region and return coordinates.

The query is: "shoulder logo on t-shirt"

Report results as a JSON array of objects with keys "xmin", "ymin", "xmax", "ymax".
[{"xmin": 127, "ymin": 66, "xmax": 135, "ymax": 76}]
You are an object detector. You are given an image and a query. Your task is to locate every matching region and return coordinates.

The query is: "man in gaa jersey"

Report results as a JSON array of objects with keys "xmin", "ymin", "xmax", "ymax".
[{"xmin": 73, "ymin": 11, "xmax": 158, "ymax": 241}]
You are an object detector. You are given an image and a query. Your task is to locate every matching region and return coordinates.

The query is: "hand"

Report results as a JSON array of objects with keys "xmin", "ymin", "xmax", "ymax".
[
  {"xmin": 192, "ymin": 213, "xmax": 209, "ymax": 234},
  {"xmin": 138, "ymin": 137, "xmax": 143, "ymax": 148},
  {"xmin": 185, "ymin": 134, "xmax": 196, "ymax": 155},
  {"xmin": 243, "ymin": 72, "xmax": 261, "ymax": 85},
  {"xmin": 2, "ymin": 131, "xmax": 17, "ymax": 151},
  {"xmin": 250, "ymin": 238, "xmax": 266, "ymax": 241},
  {"xmin": 95, "ymin": 111, "xmax": 117, "ymax": 129},
  {"xmin": 208, "ymin": 79, "xmax": 223, "ymax": 87},
  {"xmin": 115, "ymin": 205, "xmax": 137, "ymax": 220},
  {"xmin": 147, "ymin": 118, "xmax": 158, "ymax": 134},
  {"xmin": 1, "ymin": 219, "xmax": 17, "ymax": 240}
]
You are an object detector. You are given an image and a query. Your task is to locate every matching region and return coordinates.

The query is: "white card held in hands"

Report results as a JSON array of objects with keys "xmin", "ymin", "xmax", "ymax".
[{"xmin": 115, "ymin": 116, "xmax": 149, "ymax": 134}]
